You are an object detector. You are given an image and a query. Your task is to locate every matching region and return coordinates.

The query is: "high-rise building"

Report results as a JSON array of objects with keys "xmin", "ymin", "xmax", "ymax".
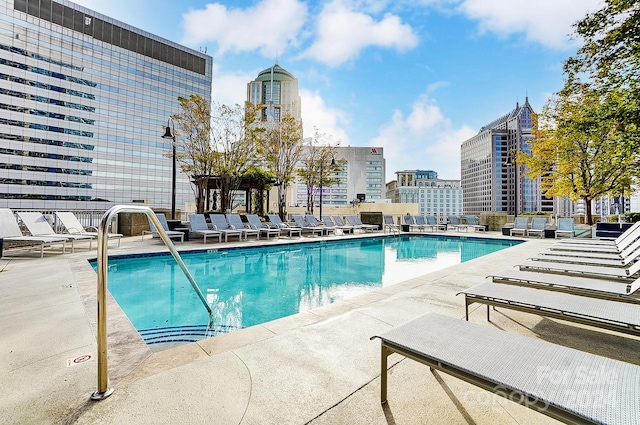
[
  {"xmin": 386, "ymin": 170, "xmax": 462, "ymax": 222},
  {"xmin": 290, "ymin": 146, "xmax": 385, "ymax": 209},
  {"xmin": 247, "ymin": 62, "xmax": 301, "ymax": 122},
  {"xmin": 0, "ymin": 0, "xmax": 213, "ymax": 212},
  {"xmin": 460, "ymin": 98, "xmax": 539, "ymax": 215}
]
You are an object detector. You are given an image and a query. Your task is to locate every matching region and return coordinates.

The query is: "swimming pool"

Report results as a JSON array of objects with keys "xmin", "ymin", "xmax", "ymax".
[{"xmin": 96, "ymin": 235, "xmax": 519, "ymax": 347}]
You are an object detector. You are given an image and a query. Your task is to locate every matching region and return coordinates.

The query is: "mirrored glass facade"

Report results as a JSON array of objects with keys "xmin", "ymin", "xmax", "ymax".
[
  {"xmin": 0, "ymin": 0, "xmax": 213, "ymax": 211},
  {"xmin": 460, "ymin": 98, "xmax": 536, "ymax": 215}
]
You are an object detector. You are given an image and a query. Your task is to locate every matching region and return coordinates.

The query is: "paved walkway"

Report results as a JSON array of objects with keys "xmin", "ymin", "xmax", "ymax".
[{"xmin": 1, "ymin": 231, "xmax": 639, "ymax": 425}]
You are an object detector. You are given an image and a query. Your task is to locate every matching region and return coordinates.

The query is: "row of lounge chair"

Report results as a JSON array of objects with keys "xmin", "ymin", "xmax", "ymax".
[
  {"xmin": 372, "ymin": 220, "xmax": 640, "ymax": 423},
  {"xmin": 144, "ymin": 213, "xmax": 382, "ymax": 245},
  {"xmin": 393, "ymin": 214, "xmax": 486, "ymax": 233},
  {"xmin": 0, "ymin": 208, "xmax": 123, "ymax": 257},
  {"xmin": 510, "ymin": 216, "xmax": 576, "ymax": 238}
]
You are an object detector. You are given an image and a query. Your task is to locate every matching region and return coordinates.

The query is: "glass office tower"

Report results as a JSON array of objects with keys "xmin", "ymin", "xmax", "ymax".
[{"xmin": 0, "ymin": 0, "xmax": 213, "ymax": 212}]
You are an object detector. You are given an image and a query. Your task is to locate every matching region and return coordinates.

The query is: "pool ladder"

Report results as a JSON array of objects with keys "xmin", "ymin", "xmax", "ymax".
[{"xmin": 91, "ymin": 205, "xmax": 212, "ymax": 400}]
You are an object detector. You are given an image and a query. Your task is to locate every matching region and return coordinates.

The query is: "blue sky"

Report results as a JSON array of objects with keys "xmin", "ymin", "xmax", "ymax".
[{"xmin": 70, "ymin": 0, "xmax": 602, "ymax": 181}]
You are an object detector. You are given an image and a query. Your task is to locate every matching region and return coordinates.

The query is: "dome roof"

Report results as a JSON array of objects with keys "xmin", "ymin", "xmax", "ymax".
[{"xmin": 255, "ymin": 63, "xmax": 295, "ymax": 82}]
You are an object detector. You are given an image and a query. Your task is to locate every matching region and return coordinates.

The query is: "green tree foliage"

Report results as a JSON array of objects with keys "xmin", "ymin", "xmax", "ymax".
[
  {"xmin": 297, "ymin": 129, "xmax": 343, "ymax": 214},
  {"xmin": 520, "ymin": 86, "xmax": 638, "ymax": 225},
  {"xmin": 519, "ymin": 0, "xmax": 640, "ymax": 225},
  {"xmin": 256, "ymin": 112, "xmax": 304, "ymax": 219}
]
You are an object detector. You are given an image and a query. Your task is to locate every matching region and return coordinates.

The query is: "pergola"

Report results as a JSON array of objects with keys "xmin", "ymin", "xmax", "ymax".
[{"xmin": 197, "ymin": 175, "xmax": 277, "ymax": 213}]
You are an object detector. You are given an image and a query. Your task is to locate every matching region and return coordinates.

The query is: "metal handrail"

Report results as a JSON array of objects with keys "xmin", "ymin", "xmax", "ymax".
[{"xmin": 91, "ymin": 205, "xmax": 211, "ymax": 400}]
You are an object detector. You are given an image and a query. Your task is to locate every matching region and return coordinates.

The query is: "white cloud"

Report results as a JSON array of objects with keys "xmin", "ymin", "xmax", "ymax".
[
  {"xmin": 302, "ymin": 0, "xmax": 419, "ymax": 67},
  {"xmin": 180, "ymin": 0, "xmax": 307, "ymax": 56},
  {"xmin": 369, "ymin": 94, "xmax": 476, "ymax": 181},
  {"xmin": 210, "ymin": 66, "xmax": 256, "ymax": 106},
  {"xmin": 300, "ymin": 89, "xmax": 351, "ymax": 145},
  {"xmin": 457, "ymin": 0, "xmax": 603, "ymax": 49}
]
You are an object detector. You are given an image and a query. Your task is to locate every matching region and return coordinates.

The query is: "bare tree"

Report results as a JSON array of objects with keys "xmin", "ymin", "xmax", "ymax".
[
  {"xmin": 170, "ymin": 96, "xmax": 264, "ymax": 213},
  {"xmin": 210, "ymin": 102, "xmax": 263, "ymax": 212},
  {"xmin": 170, "ymin": 94, "xmax": 213, "ymax": 214},
  {"xmin": 297, "ymin": 129, "xmax": 343, "ymax": 214}
]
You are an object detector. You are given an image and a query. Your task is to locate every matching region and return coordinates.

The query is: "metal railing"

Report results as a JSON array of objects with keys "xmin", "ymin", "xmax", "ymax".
[{"xmin": 91, "ymin": 205, "xmax": 211, "ymax": 400}]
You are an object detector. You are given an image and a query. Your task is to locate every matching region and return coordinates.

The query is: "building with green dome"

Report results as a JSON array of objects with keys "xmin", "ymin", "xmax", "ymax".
[{"xmin": 247, "ymin": 62, "xmax": 301, "ymax": 122}]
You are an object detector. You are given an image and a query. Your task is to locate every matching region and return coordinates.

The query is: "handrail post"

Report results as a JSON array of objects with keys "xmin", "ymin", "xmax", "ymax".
[{"xmin": 91, "ymin": 205, "xmax": 210, "ymax": 400}]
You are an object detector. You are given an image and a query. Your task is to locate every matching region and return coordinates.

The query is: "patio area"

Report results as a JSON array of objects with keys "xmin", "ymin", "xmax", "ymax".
[{"xmin": 1, "ymin": 230, "xmax": 638, "ymax": 424}]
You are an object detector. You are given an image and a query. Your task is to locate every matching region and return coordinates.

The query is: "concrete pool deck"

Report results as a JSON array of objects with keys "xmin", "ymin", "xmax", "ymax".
[{"xmin": 1, "ymin": 230, "xmax": 639, "ymax": 424}]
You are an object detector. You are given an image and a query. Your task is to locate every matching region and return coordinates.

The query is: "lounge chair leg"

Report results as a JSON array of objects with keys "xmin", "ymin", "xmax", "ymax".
[
  {"xmin": 464, "ymin": 299, "xmax": 469, "ymax": 321},
  {"xmin": 381, "ymin": 345, "xmax": 390, "ymax": 404},
  {"xmin": 487, "ymin": 305, "xmax": 490, "ymax": 322}
]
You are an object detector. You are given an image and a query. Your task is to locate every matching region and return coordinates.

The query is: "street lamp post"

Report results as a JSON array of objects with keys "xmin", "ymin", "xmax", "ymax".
[{"xmin": 161, "ymin": 118, "xmax": 177, "ymax": 220}]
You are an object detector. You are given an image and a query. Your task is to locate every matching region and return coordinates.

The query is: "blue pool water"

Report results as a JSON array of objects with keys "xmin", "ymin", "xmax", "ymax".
[{"xmin": 96, "ymin": 235, "xmax": 519, "ymax": 345}]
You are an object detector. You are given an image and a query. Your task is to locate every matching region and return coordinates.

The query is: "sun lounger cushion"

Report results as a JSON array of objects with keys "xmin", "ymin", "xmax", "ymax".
[{"xmin": 372, "ymin": 312, "xmax": 640, "ymax": 424}]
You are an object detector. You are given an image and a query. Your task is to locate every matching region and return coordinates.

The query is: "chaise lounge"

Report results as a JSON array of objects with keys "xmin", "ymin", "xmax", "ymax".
[
  {"xmin": 372, "ymin": 312, "xmax": 640, "ymax": 424},
  {"xmin": 459, "ymin": 281, "xmax": 640, "ymax": 337},
  {"xmin": 0, "ymin": 208, "xmax": 67, "ymax": 257}
]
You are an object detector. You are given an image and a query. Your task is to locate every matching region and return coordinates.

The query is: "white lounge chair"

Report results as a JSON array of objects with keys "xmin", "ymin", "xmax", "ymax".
[
  {"xmin": 413, "ymin": 215, "xmax": 430, "ymax": 231},
  {"xmin": 529, "ymin": 243, "xmax": 640, "ymax": 267},
  {"xmin": 460, "ymin": 281, "xmax": 640, "ymax": 337},
  {"xmin": 518, "ymin": 257, "xmax": 640, "ymax": 280},
  {"xmin": 245, "ymin": 214, "xmax": 280, "ymax": 239},
  {"xmin": 267, "ymin": 214, "xmax": 301, "ymax": 238},
  {"xmin": 16, "ymin": 211, "xmax": 94, "ymax": 252},
  {"xmin": 464, "ymin": 215, "xmax": 486, "ymax": 232},
  {"xmin": 331, "ymin": 216, "xmax": 356, "ymax": 234},
  {"xmin": 291, "ymin": 215, "xmax": 324, "ymax": 237},
  {"xmin": 556, "ymin": 220, "xmax": 640, "ymax": 247},
  {"xmin": 555, "ymin": 217, "xmax": 575, "ymax": 238},
  {"xmin": 447, "ymin": 215, "xmax": 468, "ymax": 232},
  {"xmin": 425, "ymin": 215, "xmax": 446, "ymax": 231},
  {"xmin": 322, "ymin": 215, "xmax": 354, "ymax": 235},
  {"xmin": 208, "ymin": 214, "xmax": 243, "ymax": 242},
  {"xmin": 509, "ymin": 217, "xmax": 528, "ymax": 237},
  {"xmin": 345, "ymin": 215, "xmax": 377, "ymax": 232},
  {"xmin": 56, "ymin": 211, "xmax": 122, "ymax": 247},
  {"xmin": 490, "ymin": 268, "xmax": 640, "ymax": 304},
  {"xmin": 143, "ymin": 214, "xmax": 185, "ymax": 243},
  {"xmin": 372, "ymin": 312, "xmax": 640, "ymax": 424},
  {"xmin": 382, "ymin": 215, "xmax": 400, "ymax": 233},
  {"xmin": 187, "ymin": 214, "xmax": 222, "ymax": 243},
  {"xmin": 542, "ymin": 237, "xmax": 640, "ymax": 260},
  {"xmin": 526, "ymin": 217, "xmax": 547, "ymax": 238},
  {"xmin": 305, "ymin": 215, "xmax": 334, "ymax": 236},
  {"xmin": 226, "ymin": 213, "xmax": 260, "ymax": 241},
  {"xmin": 0, "ymin": 208, "xmax": 67, "ymax": 257}
]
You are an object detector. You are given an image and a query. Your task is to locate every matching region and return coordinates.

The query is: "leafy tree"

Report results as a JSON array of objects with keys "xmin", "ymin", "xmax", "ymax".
[
  {"xmin": 566, "ymin": 0, "xmax": 640, "ymax": 161},
  {"xmin": 519, "ymin": 0, "xmax": 640, "ymax": 225},
  {"xmin": 170, "ymin": 94, "xmax": 214, "ymax": 214},
  {"xmin": 170, "ymin": 96, "xmax": 264, "ymax": 213},
  {"xmin": 257, "ymin": 112, "xmax": 304, "ymax": 219},
  {"xmin": 520, "ymin": 85, "xmax": 638, "ymax": 225},
  {"xmin": 297, "ymin": 129, "xmax": 343, "ymax": 214}
]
